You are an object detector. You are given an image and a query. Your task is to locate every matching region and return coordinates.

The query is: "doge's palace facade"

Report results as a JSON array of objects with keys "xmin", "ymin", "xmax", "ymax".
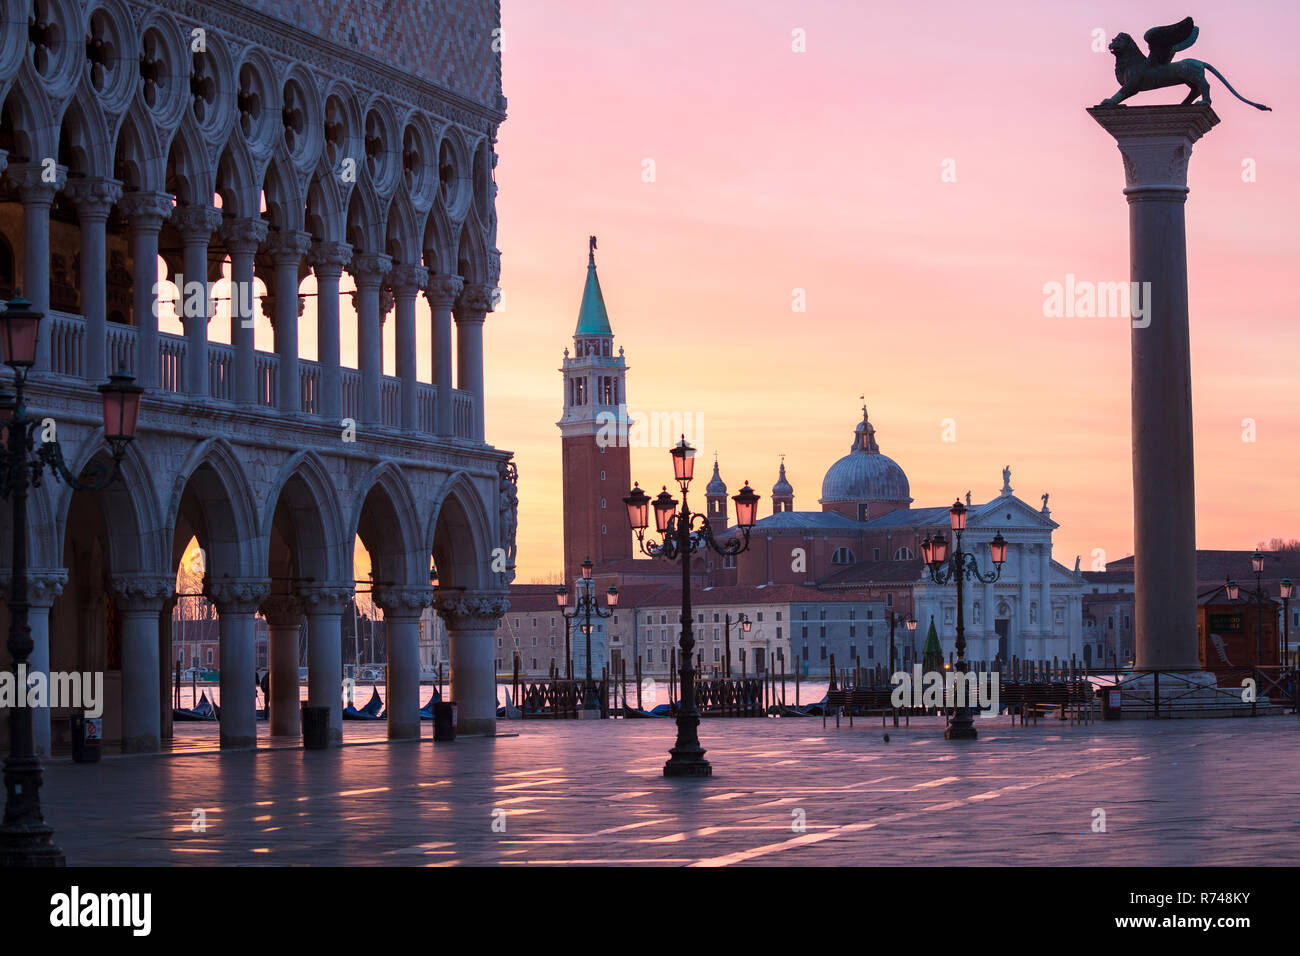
[{"xmin": 0, "ymin": 0, "xmax": 514, "ymax": 752}]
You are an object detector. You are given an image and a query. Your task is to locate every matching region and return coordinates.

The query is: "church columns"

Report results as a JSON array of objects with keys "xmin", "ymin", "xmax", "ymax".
[
  {"xmin": 983, "ymin": 578, "xmax": 996, "ymax": 662},
  {"xmin": 425, "ymin": 275, "xmax": 462, "ymax": 437},
  {"xmin": 109, "ymin": 574, "xmax": 173, "ymax": 754},
  {"xmin": 218, "ymin": 218, "xmax": 268, "ymax": 405},
  {"xmin": 261, "ymin": 594, "xmax": 304, "ymax": 737},
  {"xmin": 348, "ymin": 253, "xmax": 392, "ymax": 426},
  {"xmin": 5, "ymin": 163, "xmax": 66, "ymax": 368},
  {"xmin": 207, "ymin": 579, "xmax": 270, "ymax": 748},
  {"xmin": 1039, "ymin": 541, "xmax": 1053, "ymax": 649},
  {"xmin": 389, "ymin": 265, "xmax": 428, "ymax": 433},
  {"xmin": 455, "ymin": 284, "xmax": 494, "ymax": 443},
  {"xmin": 267, "ymin": 230, "xmax": 312, "ymax": 413},
  {"xmin": 64, "ymin": 177, "xmax": 123, "ymax": 382},
  {"xmin": 170, "ymin": 205, "xmax": 224, "ymax": 397},
  {"xmin": 1018, "ymin": 544, "xmax": 1033, "ymax": 657},
  {"xmin": 309, "ymin": 242, "xmax": 351, "ymax": 422},
  {"xmin": 300, "ymin": 585, "xmax": 351, "ymax": 746},
  {"xmin": 118, "ymin": 192, "xmax": 173, "ymax": 389},
  {"xmin": 438, "ymin": 592, "xmax": 510, "ymax": 736},
  {"xmin": 374, "ymin": 586, "xmax": 433, "ymax": 739}
]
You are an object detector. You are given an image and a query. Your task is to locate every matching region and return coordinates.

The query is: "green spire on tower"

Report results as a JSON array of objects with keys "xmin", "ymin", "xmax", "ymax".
[
  {"xmin": 575, "ymin": 235, "xmax": 613, "ymax": 336},
  {"xmin": 922, "ymin": 616, "xmax": 944, "ymax": 673}
]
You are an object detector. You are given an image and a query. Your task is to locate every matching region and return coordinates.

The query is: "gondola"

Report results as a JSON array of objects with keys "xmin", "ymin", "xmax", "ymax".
[
  {"xmin": 343, "ymin": 687, "xmax": 385, "ymax": 720},
  {"xmin": 419, "ymin": 689, "xmax": 442, "ymax": 719},
  {"xmin": 173, "ymin": 691, "xmax": 218, "ymax": 721}
]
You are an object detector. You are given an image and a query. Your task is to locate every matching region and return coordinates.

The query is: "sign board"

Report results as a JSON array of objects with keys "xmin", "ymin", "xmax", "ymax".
[{"xmin": 1208, "ymin": 613, "xmax": 1243, "ymax": 632}]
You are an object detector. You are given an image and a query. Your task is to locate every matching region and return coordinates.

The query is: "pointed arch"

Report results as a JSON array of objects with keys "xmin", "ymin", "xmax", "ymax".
[
  {"xmin": 261, "ymin": 450, "xmax": 348, "ymax": 584},
  {"xmin": 349, "ymin": 460, "xmax": 425, "ymax": 589},
  {"xmin": 166, "ymin": 437, "xmax": 262, "ymax": 579},
  {"xmin": 428, "ymin": 470, "xmax": 494, "ymax": 591}
]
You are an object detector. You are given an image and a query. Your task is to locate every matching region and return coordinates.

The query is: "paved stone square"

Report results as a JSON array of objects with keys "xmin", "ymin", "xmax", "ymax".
[{"xmin": 39, "ymin": 715, "xmax": 1300, "ymax": 866}]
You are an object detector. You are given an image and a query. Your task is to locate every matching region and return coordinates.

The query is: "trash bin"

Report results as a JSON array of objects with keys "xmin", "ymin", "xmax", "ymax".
[
  {"xmin": 1101, "ymin": 687, "xmax": 1123, "ymax": 720},
  {"xmin": 433, "ymin": 701, "xmax": 456, "ymax": 742},
  {"xmin": 301, "ymin": 704, "xmax": 330, "ymax": 750},
  {"xmin": 70, "ymin": 713, "xmax": 102, "ymax": 763}
]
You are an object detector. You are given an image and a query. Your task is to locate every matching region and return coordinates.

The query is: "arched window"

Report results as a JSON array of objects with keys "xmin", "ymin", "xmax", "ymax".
[
  {"xmin": 831, "ymin": 547, "xmax": 855, "ymax": 565},
  {"xmin": 894, "ymin": 546, "xmax": 913, "ymax": 560}
]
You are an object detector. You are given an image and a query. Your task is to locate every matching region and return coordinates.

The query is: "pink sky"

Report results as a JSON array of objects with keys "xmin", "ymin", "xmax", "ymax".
[{"xmin": 487, "ymin": 1, "xmax": 1300, "ymax": 581}]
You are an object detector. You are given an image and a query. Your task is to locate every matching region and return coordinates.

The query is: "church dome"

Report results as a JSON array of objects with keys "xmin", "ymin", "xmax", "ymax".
[
  {"xmin": 705, "ymin": 459, "xmax": 727, "ymax": 496},
  {"xmin": 819, "ymin": 408, "xmax": 911, "ymax": 507},
  {"xmin": 772, "ymin": 461, "xmax": 793, "ymax": 497}
]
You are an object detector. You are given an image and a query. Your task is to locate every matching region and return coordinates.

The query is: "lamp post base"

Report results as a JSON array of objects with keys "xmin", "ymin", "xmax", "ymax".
[
  {"xmin": 577, "ymin": 707, "xmax": 602, "ymax": 720},
  {"xmin": 945, "ymin": 708, "xmax": 978, "ymax": 740},
  {"xmin": 0, "ymin": 824, "xmax": 66, "ymax": 867},
  {"xmin": 663, "ymin": 752, "xmax": 712, "ymax": 778}
]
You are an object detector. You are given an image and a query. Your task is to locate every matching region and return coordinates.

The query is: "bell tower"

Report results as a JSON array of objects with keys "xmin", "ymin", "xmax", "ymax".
[{"xmin": 557, "ymin": 237, "xmax": 632, "ymax": 587}]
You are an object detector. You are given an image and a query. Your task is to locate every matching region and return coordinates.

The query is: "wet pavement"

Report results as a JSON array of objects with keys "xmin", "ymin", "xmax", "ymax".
[{"xmin": 38, "ymin": 714, "xmax": 1300, "ymax": 866}]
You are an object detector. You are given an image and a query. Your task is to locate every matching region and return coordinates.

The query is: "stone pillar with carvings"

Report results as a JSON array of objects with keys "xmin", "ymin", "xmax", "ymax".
[
  {"xmin": 219, "ymin": 217, "xmax": 268, "ymax": 405},
  {"xmin": 309, "ymin": 241, "xmax": 351, "ymax": 422},
  {"xmin": 0, "ymin": 570, "xmax": 66, "ymax": 756},
  {"xmin": 454, "ymin": 283, "xmax": 494, "ymax": 443},
  {"xmin": 425, "ymin": 275, "xmax": 462, "ymax": 437},
  {"xmin": 206, "ymin": 578, "xmax": 270, "ymax": 748},
  {"xmin": 170, "ymin": 205, "xmax": 224, "ymax": 397},
  {"xmin": 298, "ymin": 584, "xmax": 352, "ymax": 745},
  {"xmin": 4, "ymin": 162, "xmax": 66, "ymax": 367},
  {"xmin": 1088, "ymin": 105, "xmax": 1217, "ymax": 672},
  {"xmin": 267, "ymin": 229, "xmax": 312, "ymax": 413},
  {"xmin": 389, "ymin": 264, "xmax": 428, "ymax": 433},
  {"xmin": 118, "ymin": 191, "xmax": 173, "ymax": 390},
  {"xmin": 64, "ymin": 177, "xmax": 123, "ymax": 382},
  {"xmin": 348, "ymin": 253, "xmax": 392, "ymax": 426},
  {"xmin": 374, "ymin": 585, "xmax": 433, "ymax": 738},
  {"xmin": 109, "ymin": 574, "xmax": 174, "ymax": 753},
  {"xmin": 260, "ymin": 593, "xmax": 304, "ymax": 738},
  {"xmin": 437, "ymin": 591, "xmax": 509, "ymax": 736}
]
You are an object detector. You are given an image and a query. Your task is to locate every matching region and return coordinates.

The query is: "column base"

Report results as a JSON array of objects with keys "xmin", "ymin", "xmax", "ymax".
[
  {"xmin": 0, "ymin": 826, "xmax": 65, "ymax": 867},
  {"xmin": 664, "ymin": 756, "xmax": 712, "ymax": 778},
  {"xmin": 219, "ymin": 733, "xmax": 256, "ymax": 749},
  {"xmin": 121, "ymin": 734, "xmax": 160, "ymax": 754},
  {"xmin": 387, "ymin": 720, "xmax": 421, "ymax": 740},
  {"xmin": 577, "ymin": 708, "xmax": 603, "ymax": 720},
  {"xmin": 457, "ymin": 716, "xmax": 496, "ymax": 736}
]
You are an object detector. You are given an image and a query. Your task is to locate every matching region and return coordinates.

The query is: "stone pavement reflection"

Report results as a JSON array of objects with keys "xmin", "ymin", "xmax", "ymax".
[{"xmin": 41, "ymin": 716, "xmax": 1300, "ymax": 866}]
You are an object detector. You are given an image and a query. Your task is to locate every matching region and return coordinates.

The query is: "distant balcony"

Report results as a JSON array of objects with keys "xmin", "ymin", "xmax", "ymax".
[{"xmin": 44, "ymin": 311, "xmax": 475, "ymax": 440}]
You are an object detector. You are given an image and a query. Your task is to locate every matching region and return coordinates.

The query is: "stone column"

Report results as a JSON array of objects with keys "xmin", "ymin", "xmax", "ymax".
[
  {"xmin": 218, "ymin": 217, "xmax": 268, "ymax": 405},
  {"xmin": 266, "ymin": 229, "xmax": 312, "ymax": 413},
  {"xmin": 424, "ymin": 275, "xmax": 462, "ymax": 437},
  {"xmin": 109, "ymin": 574, "xmax": 174, "ymax": 753},
  {"xmin": 64, "ymin": 177, "xmax": 123, "ymax": 382},
  {"xmin": 5, "ymin": 163, "xmax": 66, "ymax": 368},
  {"xmin": 437, "ymin": 591, "xmax": 509, "ymax": 736},
  {"xmin": 118, "ymin": 191, "xmax": 173, "ymax": 389},
  {"xmin": 170, "ymin": 205, "xmax": 224, "ymax": 397},
  {"xmin": 206, "ymin": 579, "xmax": 270, "ymax": 748},
  {"xmin": 299, "ymin": 585, "xmax": 352, "ymax": 745},
  {"xmin": 983, "ymin": 578, "xmax": 995, "ymax": 661},
  {"xmin": 374, "ymin": 585, "xmax": 433, "ymax": 739},
  {"xmin": 1018, "ymin": 543, "xmax": 1033, "ymax": 658},
  {"xmin": 1039, "ymin": 540, "xmax": 1053, "ymax": 651},
  {"xmin": 1089, "ymin": 105, "xmax": 1217, "ymax": 672},
  {"xmin": 260, "ymin": 594, "xmax": 303, "ymax": 737},
  {"xmin": 389, "ymin": 264, "xmax": 428, "ymax": 433},
  {"xmin": 348, "ymin": 253, "xmax": 392, "ymax": 425},
  {"xmin": 309, "ymin": 241, "xmax": 351, "ymax": 422},
  {"xmin": 1, "ymin": 571, "xmax": 67, "ymax": 757},
  {"xmin": 454, "ymin": 284, "xmax": 494, "ymax": 443}
]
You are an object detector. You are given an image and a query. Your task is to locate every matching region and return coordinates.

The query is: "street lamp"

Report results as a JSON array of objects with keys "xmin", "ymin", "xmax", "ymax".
[
  {"xmin": 905, "ymin": 616, "xmax": 917, "ymax": 669},
  {"xmin": 919, "ymin": 499, "xmax": 1007, "ymax": 740},
  {"xmin": 724, "ymin": 612, "xmax": 750, "ymax": 678},
  {"xmin": 1227, "ymin": 553, "xmax": 1273, "ymax": 718},
  {"xmin": 625, "ymin": 437, "xmax": 759, "ymax": 777},
  {"xmin": 556, "ymin": 557, "xmax": 617, "ymax": 716},
  {"xmin": 1280, "ymin": 578, "xmax": 1294, "ymax": 667},
  {"xmin": 0, "ymin": 294, "xmax": 143, "ymax": 866}
]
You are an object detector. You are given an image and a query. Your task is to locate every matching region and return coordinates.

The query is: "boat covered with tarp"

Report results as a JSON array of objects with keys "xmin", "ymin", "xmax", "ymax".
[
  {"xmin": 173, "ymin": 691, "xmax": 217, "ymax": 721},
  {"xmin": 343, "ymin": 688, "xmax": 385, "ymax": 719}
]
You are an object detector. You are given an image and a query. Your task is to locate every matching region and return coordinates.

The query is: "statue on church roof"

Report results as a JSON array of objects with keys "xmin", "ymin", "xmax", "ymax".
[{"xmin": 1001, "ymin": 466, "xmax": 1012, "ymax": 496}]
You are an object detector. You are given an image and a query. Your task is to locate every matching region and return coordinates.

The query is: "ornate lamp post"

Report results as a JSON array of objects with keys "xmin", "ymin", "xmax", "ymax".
[
  {"xmin": 0, "ymin": 294, "xmax": 143, "ymax": 866},
  {"xmin": 1280, "ymin": 578, "xmax": 1294, "ymax": 667},
  {"xmin": 556, "ymin": 557, "xmax": 618, "ymax": 717},
  {"xmin": 624, "ymin": 438, "xmax": 759, "ymax": 777},
  {"xmin": 919, "ymin": 500, "xmax": 1007, "ymax": 740},
  {"xmin": 905, "ymin": 615, "xmax": 917, "ymax": 669},
  {"xmin": 723, "ymin": 612, "xmax": 750, "ymax": 678},
  {"xmin": 1227, "ymin": 550, "xmax": 1272, "ymax": 718}
]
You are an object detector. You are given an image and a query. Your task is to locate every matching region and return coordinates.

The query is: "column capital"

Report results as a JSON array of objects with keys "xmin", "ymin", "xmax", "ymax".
[
  {"xmin": 373, "ymin": 585, "xmax": 434, "ymax": 618},
  {"xmin": 218, "ymin": 216, "xmax": 269, "ymax": 255},
  {"xmin": 388, "ymin": 263, "xmax": 429, "ymax": 296},
  {"xmin": 425, "ymin": 274, "xmax": 464, "ymax": 309},
  {"xmin": 5, "ymin": 162, "xmax": 67, "ymax": 199},
  {"xmin": 1087, "ymin": 105, "xmax": 1219, "ymax": 192},
  {"xmin": 261, "ymin": 593, "xmax": 305, "ymax": 626},
  {"xmin": 297, "ymin": 583, "xmax": 354, "ymax": 615},
  {"xmin": 0, "ymin": 569, "xmax": 68, "ymax": 608},
  {"xmin": 308, "ymin": 240, "xmax": 353, "ymax": 276},
  {"xmin": 63, "ymin": 176, "xmax": 123, "ymax": 218},
  {"xmin": 264, "ymin": 228, "xmax": 313, "ymax": 264},
  {"xmin": 435, "ymin": 590, "xmax": 510, "ymax": 628},
  {"xmin": 205, "ymin": 577, "xmax": 271, "ymax": 614},
  {"xmin": 109, "ymin": 573, "xmax": 175, "ymax": 612},
  {"xmin": 171, "ymin": 204, "xmax": 224, "ymax": 240},
  {"xmin": 118, "ymin": 190, "xmax": 175, "ymax": 228},
  {"xmin": 455, "ymin": 283, "xmax": 499, "ymax": 318},
  {"xmin": 348, "ymin": 251, "xmax": 393, "ymax": 287}
]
